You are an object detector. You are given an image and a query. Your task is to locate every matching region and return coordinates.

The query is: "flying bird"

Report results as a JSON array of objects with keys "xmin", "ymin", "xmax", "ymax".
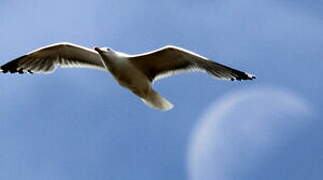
[{"xmin": 0, "ymin": 42, "xmax": 255, "ymax": 111}]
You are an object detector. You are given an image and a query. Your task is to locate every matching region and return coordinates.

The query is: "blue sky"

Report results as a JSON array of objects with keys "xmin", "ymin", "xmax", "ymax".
[{"xmin": 0, "ymin": 0, "xmax": 322, "ymax": 180}]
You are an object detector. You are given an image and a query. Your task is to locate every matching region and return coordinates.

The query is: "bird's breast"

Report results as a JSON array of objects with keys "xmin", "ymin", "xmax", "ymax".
[{"xmin": 107, "ymin": 61, "xmax": 150, "ymax": 90}]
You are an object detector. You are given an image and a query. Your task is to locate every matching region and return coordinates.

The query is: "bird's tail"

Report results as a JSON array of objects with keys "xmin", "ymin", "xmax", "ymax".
[{"xmin": 141, "ymin": 89, "xmax": 174, "ymax": 111}]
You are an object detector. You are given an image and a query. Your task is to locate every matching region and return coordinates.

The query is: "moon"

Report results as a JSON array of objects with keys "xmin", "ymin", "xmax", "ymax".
[{"xmin": 187, "ymin": 86, "xmax": 313, "ymax": 180}]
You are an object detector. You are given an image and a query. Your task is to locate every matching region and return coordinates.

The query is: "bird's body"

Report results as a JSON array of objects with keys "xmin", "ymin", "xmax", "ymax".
[
  {"xmin": 0, "ymin": 42, "xmax": 255, "ymax": 111},
  {"xmin": 97, "ymin": 48, "xmax": 173, "ymax": 110}
]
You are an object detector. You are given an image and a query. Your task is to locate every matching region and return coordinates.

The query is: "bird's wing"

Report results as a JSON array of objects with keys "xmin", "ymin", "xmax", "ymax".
[
  {"xmin": 129, "ymin": 45, "xmax": 255, "ymax": 82},
  {"xmin": 0, "ymin": 42, "xmax": 106, "ymax": 74}
]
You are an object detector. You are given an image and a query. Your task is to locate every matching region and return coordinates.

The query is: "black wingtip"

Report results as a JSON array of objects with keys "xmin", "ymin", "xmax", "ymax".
[
  {"xmin": 1, "ymin": 55, "xmax": 33, "ymax": 74},
  {"xmin": 1, "ymin": 62, "xmax": 34, "ymax": 74},
  {"xmin": 249, "ymin": 74, "xmax": 256, "ymax": 80},
  {"xmin": 233, "ymin": 72, "xmax": 256, "ymax": 81},
  {"xmin": 0, "ymin": 65, "xmax": 33, "ymax": 74}
]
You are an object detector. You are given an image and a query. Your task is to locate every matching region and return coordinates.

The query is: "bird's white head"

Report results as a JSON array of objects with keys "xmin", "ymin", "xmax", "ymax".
[
  {"xmin": 94, "ymin": 47, "xmax": 114, "ymax": 54},
  {"xmin": 94, "ymin": 46, "xmax": 123, "ymax": 66},
  {"xmin": 94, "ymin": 46, "xmax": 129, "ymax": 59}
]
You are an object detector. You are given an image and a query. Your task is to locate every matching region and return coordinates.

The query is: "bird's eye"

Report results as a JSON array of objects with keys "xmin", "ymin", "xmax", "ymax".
[{"xmin": 106, "ymin": 48, "xmax": 110, "ymax": 51}]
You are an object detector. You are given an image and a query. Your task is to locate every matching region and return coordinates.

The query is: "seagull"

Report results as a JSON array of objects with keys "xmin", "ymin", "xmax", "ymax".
[{"xmin": 0, "ymin": 42, "xmax": 255, "ymax": 111}]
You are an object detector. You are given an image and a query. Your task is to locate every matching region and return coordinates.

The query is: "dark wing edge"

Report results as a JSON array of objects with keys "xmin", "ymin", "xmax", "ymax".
[
  {"xmin": 129, "ymin": 45, "xmax": 256, "ymax": 82},
  {"xmin": 0, "ymin": 42, "xmax": 105, "ymax": 74},
  {"xmin": 198, "ymin": 59, "xmax": 256, "ymax": 81},
  {"xmin": 0, "ymin": 55, "xmax": 35, "ymax": 74}
]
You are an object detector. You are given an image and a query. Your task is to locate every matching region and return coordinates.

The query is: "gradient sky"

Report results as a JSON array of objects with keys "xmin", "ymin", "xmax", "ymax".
[{"xmin": 0, "ymin": 0, "xmax": 322, "ymax": 180}]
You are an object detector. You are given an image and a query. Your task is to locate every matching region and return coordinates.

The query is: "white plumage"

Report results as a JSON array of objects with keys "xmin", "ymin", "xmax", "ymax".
[{"xmin": 1, "ymin": 42, "xmax": 255, "ymax": 111}]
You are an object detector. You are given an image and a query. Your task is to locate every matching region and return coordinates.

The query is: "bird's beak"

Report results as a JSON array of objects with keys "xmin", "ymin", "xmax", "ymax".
[{"xmin": 94, "ymin": 47, "xmax": 102, "ymax": 53}]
